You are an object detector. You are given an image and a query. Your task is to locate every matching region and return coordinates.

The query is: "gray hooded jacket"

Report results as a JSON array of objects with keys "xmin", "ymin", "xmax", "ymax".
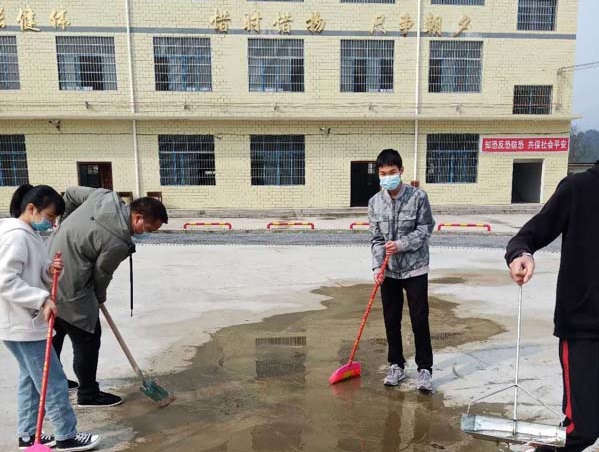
[
  {"xmin": 368, "ymin": 184, "xmax": 435, "ymax": 280},
  {"xmin": 48, "ymin": 187, "xmax": 134, "ymax": 333}
]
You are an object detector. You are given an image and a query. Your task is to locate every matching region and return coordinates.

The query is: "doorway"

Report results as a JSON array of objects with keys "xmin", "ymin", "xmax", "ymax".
[
  {"xmin": 77, "ymin": 162, "xmax": 113, "ymax": 190},
  {"xmin": 351, "ymin": 161, "xmax": 380, "ymax": 207},
  {"xmin": 511, "ymin": 161, "xmax": 543, "ymax": 204}
]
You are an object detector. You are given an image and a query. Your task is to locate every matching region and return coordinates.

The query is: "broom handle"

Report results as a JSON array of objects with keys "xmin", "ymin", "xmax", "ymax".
[
  {"xmin": 100, "ymin": 303, "xmax": 145, "ymax": 380},
  {"xmin": 35, "ymin": 270, "xmax": 59, "ymax": 445},
  {"xmin": 348, "ymin": 254, "xmax": 390, "ymax": 364},
  {"xmin": 513, "ymin": 285, "xmax": 523, "ymax": 424}
]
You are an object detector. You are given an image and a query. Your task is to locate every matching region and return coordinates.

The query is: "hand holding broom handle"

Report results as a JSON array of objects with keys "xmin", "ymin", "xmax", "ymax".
[{"xmin": 347, "ymin": 254, "xmax": 390, "ymax": 365}]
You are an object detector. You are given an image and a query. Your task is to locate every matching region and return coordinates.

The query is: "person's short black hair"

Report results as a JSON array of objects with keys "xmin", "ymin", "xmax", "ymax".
[
  {"xmin": 130, "ymin": 197, "xmax": 168, "ymax": 224},
  {"xmin": 9, "ymin": 184, "xmax": 65, "ymax": 218},
  {"xmin": 375, "ymin": 149, "xmax": 403, "ymax": 172}
]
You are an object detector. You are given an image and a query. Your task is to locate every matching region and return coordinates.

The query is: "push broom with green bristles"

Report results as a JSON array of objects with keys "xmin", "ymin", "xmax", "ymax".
[
  {"xmin": 329, "ymin": 255, "xmax": 390, "ymax": 385},
  {"xmin": 100, "ymin": 304, "xmax": 175, "ymax": 407}
]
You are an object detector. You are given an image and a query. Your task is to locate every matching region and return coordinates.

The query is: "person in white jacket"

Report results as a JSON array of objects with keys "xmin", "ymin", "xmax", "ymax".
[{"xmin": 0, "ymin": 184, "xmax": 101, "ymax": 452}]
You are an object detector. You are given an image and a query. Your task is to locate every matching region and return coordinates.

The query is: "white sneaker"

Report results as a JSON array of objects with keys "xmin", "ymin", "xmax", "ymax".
[
  {"xmin": 416, "ymin": 369, "xmax": 433, "ymax": 392},
  {"xmin": 383, "ymin": 364, "xmax": 406, "ymax": 386}
]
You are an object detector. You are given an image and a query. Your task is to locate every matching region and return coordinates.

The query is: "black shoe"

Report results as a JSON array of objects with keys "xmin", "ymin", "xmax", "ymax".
[
  {"xmin": 19, "ymin": 433, "xmax": 56, "ymax": 449},
  {"xmin": 56, "ymin": 433, "xmax": 100, "ymax": 451},
  {"xmin": 68, "ymin": 379, "xmax": 79, "ymax": 390},
  {"xmin": 78, "ymin": 391, "xmax": 122, "ymax": 408}
]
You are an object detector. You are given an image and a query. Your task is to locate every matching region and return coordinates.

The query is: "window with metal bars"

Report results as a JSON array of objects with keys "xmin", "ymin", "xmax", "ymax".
[
  {"xmin": 426, "ymin": 134, "xmax": 479, "ymax": 184},
  {"xmin": 248, "ymin": 39, "xmax": 304, "ymax": 93},
  {"xmin": 429, "ymin": 41, "xmax": 483, "ymax": 93},
  {"xmin": 154, "ymin": 37, "xmax": 212, "ymax": 92},
  {"xmin": 340, "ymin": 0, "xmax": 395, "ymax": 3},
  {"xmin": 0, "ymin": 135, "xmax": 29, "ymax": 187},
  {"xmin": 158, "ymin": 135, "xmax": 216, "ymax": 186},
  {"xmin": 432, "ymin": 0, "xmax": 484, "ymax": 4},
  {"xmin": 56, "ymin": 36, "xmax": 117, "ymax": 91},
  {"xmin": 250, "ymin": 135, "xmax": 305, "ymax": 186},
  {"xmin": 513, "ymin": 85, "xmax": 553, "ymax": 114},
  {"xmin": 341, "ymin": 40, "xmax": 394, "ymax": 93},
  {"xmin": 0, "ymin": 36, "xmax": 20, "ymax": 90},
  {"xmin": 517, "ymin": 0, "xmax": 557, "ymax": 31}
]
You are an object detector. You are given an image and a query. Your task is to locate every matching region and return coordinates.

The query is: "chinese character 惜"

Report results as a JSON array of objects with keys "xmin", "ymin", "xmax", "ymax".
[
  {"xmin": 306, "ymin": 12, "xmax": 325, "ymax": 33},
  {"xmin": 243, "ymin": 11, "xmax": 262, "ymax": 33},
  {"xmin": 424, "ymin": 14, "xmax": 442, "ymax": 37},
  {"xmin": 273, "ymin": 12, "xmax": 293, "ymax": 34},
  {"xmin": 0, "ymin": 7, "xmax": 6, "ymax": 28},
  {"xmin": 371, "ymin": 15, "xmax": 386, "ymax": 34},
  {"xmin": 209, "ymin": 9, "xmax": 231, "ymax": 33},
  {"xmin": 50, "ymin": 8, "xmax": 70, "ymax": 31},
  {"xmin": 17, "ymin": 6, "xmax": 40, "ymax": 32},
  {"xmin": 399, "ymin": 13, "xmax": 415, "ymax": 37},
  {"xmin": 454, "ymin": 15, "xmax": 471, "ymax": 37}
]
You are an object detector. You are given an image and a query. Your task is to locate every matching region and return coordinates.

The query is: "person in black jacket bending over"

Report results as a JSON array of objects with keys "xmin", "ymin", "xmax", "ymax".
[{"xmin": 505, "ymin": 161, "xmax": 599, "ymax": 452}]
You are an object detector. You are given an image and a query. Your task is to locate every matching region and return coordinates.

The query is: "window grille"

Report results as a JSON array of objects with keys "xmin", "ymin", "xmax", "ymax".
[
  {"xmin": 250, "ymin": 135, "xmax": 305, "ymax": 186},
  {"xmin": 517, "ymin": 0, "xmax": 557, "ymax": 31},
  {"xmin": 429, "ymin": 41, "xmax": 483, "ymax": 93},
  {"xmin": 56, "ymin": 36, "xmax": 117, "ymax": 91},
  {"xmin": 0, "ymin": 36, "xmax": 20, "ymax": 90},
  {"xmin": 341, "ymin": 40, "xmax": 394, "ymax": 93},
  {"xmin": 158, "ymin": 135, "xmax": 216, "ymax": 186},
  {"xmin": 0, "ymin": 135, "xmax": 29, "ymax": 187},
  {"xmin": 154, "ymin": 37, "xmax": 212, "ymax": 92},
  {"xmin": 513, "ymin": 85, "xmax": 553, "ymax": 114},
  {"xmin": 248, "ymin": 39, "xmax": 304, "ymax": 93},
  {"xmin": 426, "ymin": 134, "xmax": 479, "ymax": 184}
]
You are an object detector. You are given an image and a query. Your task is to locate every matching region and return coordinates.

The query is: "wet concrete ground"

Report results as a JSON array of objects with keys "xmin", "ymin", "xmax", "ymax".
[{"xmin": 106, "ymin": 284, "xmax": 503, "ymax": 452}]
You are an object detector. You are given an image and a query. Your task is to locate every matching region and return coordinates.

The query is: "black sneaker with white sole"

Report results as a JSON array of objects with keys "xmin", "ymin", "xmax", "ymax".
[
  {"xmin": 68, "ymin": 379, "xmax": 79, "ymax": 391},
  {"xmin": 77, "ymin": 391, "xmax": 122, "ymax": 408},
  {"xmin": 56, "ymin": 433, "xmax": 100, "ymax": 452},
  {"xmin": 19, "ymin": 433, "xmax": 56, "ymax": 449}
]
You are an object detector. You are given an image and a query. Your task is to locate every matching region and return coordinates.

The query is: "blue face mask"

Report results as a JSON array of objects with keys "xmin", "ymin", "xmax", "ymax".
[
  {"xmin": 31, "ymin": 217, "xmax": 53, "ymax": 232},
  {"xmin": 380, "ymin": 174, "xmax": 401, "ymax": 191}
]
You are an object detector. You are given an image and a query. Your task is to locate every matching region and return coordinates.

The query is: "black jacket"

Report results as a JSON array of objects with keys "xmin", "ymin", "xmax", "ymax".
[{"xmin": 505, "ymin": 163, "xmax": 599, "ymax": 339}]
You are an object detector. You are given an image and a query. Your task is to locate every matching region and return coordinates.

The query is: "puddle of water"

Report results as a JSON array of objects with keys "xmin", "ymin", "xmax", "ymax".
[{"xmin": 108, "ymin": 285, "xmax": 504, "ymax": 452}]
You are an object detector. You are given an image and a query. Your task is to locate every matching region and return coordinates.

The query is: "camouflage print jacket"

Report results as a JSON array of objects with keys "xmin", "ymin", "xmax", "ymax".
[{"xmin": 368, "ymin": 184, "xmax": 435, "ymax": 280}]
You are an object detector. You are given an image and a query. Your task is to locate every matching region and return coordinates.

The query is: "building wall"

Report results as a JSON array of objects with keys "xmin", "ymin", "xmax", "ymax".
[
  {"xmin": 0, "ymin": 0, "xmax": 578, "ymax": 210},
  {"xmin": 0, "ymin": 119, "xmax": 569, "ymax": 209}
]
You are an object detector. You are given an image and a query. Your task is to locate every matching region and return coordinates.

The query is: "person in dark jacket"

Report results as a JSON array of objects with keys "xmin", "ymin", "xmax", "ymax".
[
  {"xmin": 48, "ymin": 187, "xmax": 168, "ymax": 408},
  {"xmin": 505, "ymin": 162, "xmax": 599, "ymax": 452}
]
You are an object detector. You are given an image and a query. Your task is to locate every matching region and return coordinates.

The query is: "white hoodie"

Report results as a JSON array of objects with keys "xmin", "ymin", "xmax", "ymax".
[{"xmin": 0, "ymin": 218, "xmax": 53, "ymax": 342}]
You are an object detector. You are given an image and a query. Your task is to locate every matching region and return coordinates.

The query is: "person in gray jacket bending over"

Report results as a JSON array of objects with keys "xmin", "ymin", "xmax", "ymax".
[
  {"xmin": 48, "ymin": 187, "xmax": 168, "ymax": 407},
  {"xmin": 368, "ymin": 149, "xmax": 435, "ymax": 392}
]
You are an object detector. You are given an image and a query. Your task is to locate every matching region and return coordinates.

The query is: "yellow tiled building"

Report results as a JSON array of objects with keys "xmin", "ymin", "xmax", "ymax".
[{"xmin": 0, "ymin": 0, "xmax": 578, "ymax": 210}]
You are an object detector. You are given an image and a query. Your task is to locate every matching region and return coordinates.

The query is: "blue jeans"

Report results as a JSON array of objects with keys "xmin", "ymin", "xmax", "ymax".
[{"xmin": 4, "ymin": 340, "xmax": 77, "ymax": 441}]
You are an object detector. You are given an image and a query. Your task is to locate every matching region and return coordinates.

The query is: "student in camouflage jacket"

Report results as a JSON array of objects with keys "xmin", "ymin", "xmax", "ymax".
[{"xmin": 368, "ymin": 149, "xmax": 435, "ymax": 392}]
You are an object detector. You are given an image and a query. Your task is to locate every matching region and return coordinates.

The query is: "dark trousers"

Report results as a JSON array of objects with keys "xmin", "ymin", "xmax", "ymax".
[
  {"xmin": 556, "ymin": 339, "xmax": 599, "ymax": 452},
  {"xmin": 53, "ymin": 317, "xmax": 101, "ymax": 401},
  {"xmin": 380, "ymin": 274, "xmax": 433, "ymax": 372}
]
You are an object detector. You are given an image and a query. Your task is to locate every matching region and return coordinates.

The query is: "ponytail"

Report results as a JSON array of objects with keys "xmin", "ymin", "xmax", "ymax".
[{"xmin": 9, "ymin": 184, "xmax": 65, "ymax": 218}]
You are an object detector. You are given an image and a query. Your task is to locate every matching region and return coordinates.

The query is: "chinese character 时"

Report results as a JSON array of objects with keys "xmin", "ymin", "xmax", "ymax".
[{"xmin": 243, "ymin": 11, "xmax": 262, "ymax": 33}]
